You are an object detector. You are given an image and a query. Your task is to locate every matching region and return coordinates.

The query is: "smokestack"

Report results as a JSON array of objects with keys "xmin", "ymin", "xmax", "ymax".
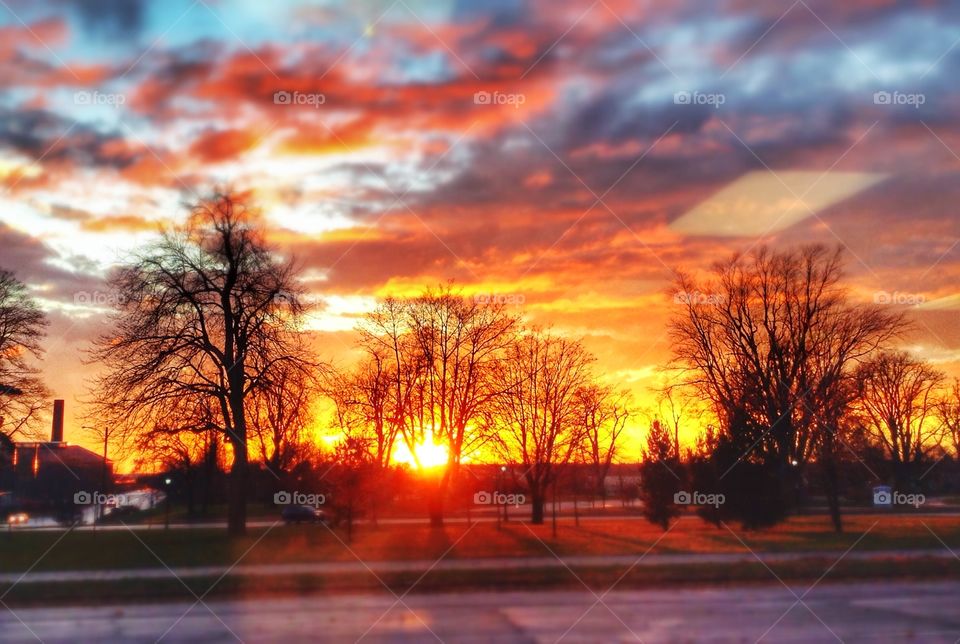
[{"xmin": 51, "ymin": 399, "xmax": 65, "ymax": 443}]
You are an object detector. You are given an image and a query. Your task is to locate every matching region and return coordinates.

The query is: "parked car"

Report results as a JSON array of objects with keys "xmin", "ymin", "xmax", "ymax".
[
  {"xmin": 6, "ymin": 512, "xmax": 29, "ymax": 526},
  {"xmin": 281, "ymin": 504, "xmax": 328, "ymax": 524}
]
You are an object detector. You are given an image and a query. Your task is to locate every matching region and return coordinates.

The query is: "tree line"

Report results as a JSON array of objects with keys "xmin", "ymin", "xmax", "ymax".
[
  {"xmin": 646, "ymin": 246, "xmax": 960, "ymax": 532},
  {"xmin": 1, "ymin": 193, "xmax": 959, "ymax": 535},
  {"xmin": 327, "ymin": 289, "xmax": 630, "ymax": 526}
]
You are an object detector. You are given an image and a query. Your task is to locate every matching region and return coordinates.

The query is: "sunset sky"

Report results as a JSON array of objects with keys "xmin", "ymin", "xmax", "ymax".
[{"xmin": 1, "ymin": 0, "xmax": 958, "ymax": 460}]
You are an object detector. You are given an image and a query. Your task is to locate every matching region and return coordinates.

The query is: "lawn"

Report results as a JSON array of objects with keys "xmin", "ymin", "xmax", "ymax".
[
  {"xmin": 3, "ymin": 513, "xmax": 960, "ymax": 605},
  {"xmin": 3, "ymin": 513, "xmax": 959, "ymax": 574}
]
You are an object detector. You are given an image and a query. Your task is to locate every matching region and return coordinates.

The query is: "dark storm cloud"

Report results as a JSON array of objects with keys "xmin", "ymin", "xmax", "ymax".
[
  {"xmin": 0, "ymin": 108, "xmax": 151, "ymax": 170},
  {"xmin": 68, "ymin": 0, "xmax": 147, "ymax": 38},
  {"xmin": 0, "ymin": 222, "xmax": 102, "ymax": 302}
]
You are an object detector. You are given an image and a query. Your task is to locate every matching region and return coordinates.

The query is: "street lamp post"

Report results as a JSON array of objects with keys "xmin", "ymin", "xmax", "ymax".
[
  {"xmin": 82, "ymin": 426, "xmax": 111, "ymax": 524},
  {"xmin": 164, "ymin": 477, "xmax": 172, "ymax": 530},
  {"xmin": 500, "ymin": 466, "xmax": 508, "ymax": 524},
  {"xmin": 495, "ymin": 466, "xmax": 502, "ymax": 530}
]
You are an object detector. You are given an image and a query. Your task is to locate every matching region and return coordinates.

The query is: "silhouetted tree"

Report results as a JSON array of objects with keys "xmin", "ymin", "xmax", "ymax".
[
  {"xmin": 327, "ymin": 349, "xmax": 399, "ymax": 470},
  {"xmin": 491, "ymin": 330, "xmax": 592, "ymax": 524},
  {"xmin": 935, "ymin": 379, "xmax": 960, "ymax": 457},
  {"xmin": 576, "ymin": 384, "xmax": 630, "ymax": 502},
  {"xmin": 358, "ymin": 285, "xmax": 516, "ymax": 526},
  {"xmin": 0, "ymin": 269, "xmax": 48, "ymax": 443},
  {"xmin": 137, "ymin": 409, "xmax": 224, "ymax": 518},
  {"xmin": 250, "ymin": 358, "xmax": 321, "ymax": 477},
  {"xmin": 89, "ymin": 192, "xmax": 311, "ymax": 535},
  {"xmin": 328, "ymin": 436, "xmax": 380, "ymax": 542},
  {"xmin": 639, "ymin": 420, "xmax": 682, "ymax": 530},
  {"xmin": 855, "ymin": 351, "xmax": 943, "ymax": 490},
  {"xmin": 653, "ymin": 385, "xmax": 704, "ymax": 461},
  {"xmin": 669, "ymin": 245, "xmax": 903, "ymax": 530}
]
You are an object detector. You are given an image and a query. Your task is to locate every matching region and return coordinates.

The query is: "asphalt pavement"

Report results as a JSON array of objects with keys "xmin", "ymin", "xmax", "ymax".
[{"xmin": 2, "ymin": 581, "xmax": 959, "ymax": 642}]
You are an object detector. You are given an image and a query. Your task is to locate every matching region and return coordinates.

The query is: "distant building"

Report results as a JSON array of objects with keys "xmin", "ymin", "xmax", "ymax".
[{"xmin": 0, "ymin": 400, "xmax": 112, "ymax": 520}]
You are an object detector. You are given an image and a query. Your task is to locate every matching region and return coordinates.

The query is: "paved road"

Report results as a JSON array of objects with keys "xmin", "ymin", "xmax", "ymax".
[
  {"xmin": 13, "ymin": 509, "xmax": 960, "ymax": 532},
  {"xmin": 0, "ymin": 548, "xmax": 956, "ymax": 585},
  {"xmin": 2, "ymin": 581, "xmax": 960, "ymax": 642},
  {"xmin": 9, "ymin": 513, "xmax": 634, "ymax": 532}
]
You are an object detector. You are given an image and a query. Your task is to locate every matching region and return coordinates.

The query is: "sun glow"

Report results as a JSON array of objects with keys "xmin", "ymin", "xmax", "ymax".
[{"xmin": 392, "ymin": 437, "xmax": 449, "ymax": 469}]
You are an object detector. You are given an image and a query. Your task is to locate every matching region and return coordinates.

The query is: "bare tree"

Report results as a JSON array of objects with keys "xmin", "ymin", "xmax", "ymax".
[
  {"xmin": 358, "ymin": 296, "xmax": 429, "ymax": 470},
  {"xmin": 653, "ymin": 385, "xmax": 704, "ymax": 461},
  {"xmin": 327, "ymin": 350, "xmax": 399, "ymax": 470},
  {"xmin": 358, "ymin": 285, "xmax": 516, "ymax": 525},
  {"xmin": 491, "ymin": 330, "xmax": 593, "ymax": 524},
  {"xmin": 249, "ymin": 356, "xmax": 321, "ymax": 476},
  {"xmin": 576, "ymin": 384, "xmax": 630, "ymax": 502},
  {"xmin": 669, "ymin": 245, "xmax": 903, "ymax": 530},
  {"xmin": 325, "ymin": 352, "xmax": 403, "ymax": 525},
  {"xmin": 639, "ymin": 419, "xmax": 683, "ymax": 530},
  {"xmin": 935, "ymin": 379, "xmax": 960, "ymax": 457},
  {"xmin": 0, "ymin": 269, "xmax": 49, "ymax": 444},
  {"xmin": 89, "ymin": 192, "xmax": 310, "ymax": 535},
  {"xmin": 855, "ymin": 351, "xmax": 943, "ymax": 487},
  {"xmin": 135, "ymin": 397, "xmax": 225, "ymax": 518}
]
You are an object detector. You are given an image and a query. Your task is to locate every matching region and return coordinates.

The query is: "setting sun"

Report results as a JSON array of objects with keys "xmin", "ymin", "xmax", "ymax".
[
  {"xmin": 392, "ymin": 437, "xmax": 449, "ymax": 469},
  {"xmin": 2, "ymin": 0, "xmax": 960, "ymax": 640}
]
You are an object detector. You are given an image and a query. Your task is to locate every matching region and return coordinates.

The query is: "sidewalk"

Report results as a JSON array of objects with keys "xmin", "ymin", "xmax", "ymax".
[{"xmin": 1, "ymin": 548, "xmax": 954, "ymax": 585}]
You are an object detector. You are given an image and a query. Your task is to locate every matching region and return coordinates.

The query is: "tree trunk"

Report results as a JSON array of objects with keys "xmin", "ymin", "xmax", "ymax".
[
  {"xmin": 228, "ymin": 439, "xmax": 247, "ymax": 536},
  {"xmin": 427, "ymin": 482, "xmax": 444, "ymax": 527},
  {"xmin": 823, "ymin": 459, "xmax": 843, "ymax": 533},
  {"xmin": 227, "ymin": 374, "xmax": 248, "ymax": 536},
  {"xmin": 202, "ymin": 434, "xmax": 216, "ymax": 517},
  {"xmin": 530, "ymin": 490, "xmax": 545, "ymax": 524},
  {"xmin": 185, "ymin": 473, "xmax": 196, "ymax": 518},
  {"xmin": 821, "ymin": 435, "xmax": 843, "ymax": 533}
]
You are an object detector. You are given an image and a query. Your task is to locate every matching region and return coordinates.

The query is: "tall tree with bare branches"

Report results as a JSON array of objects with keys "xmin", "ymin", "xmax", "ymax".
[
  {"xmin": 492, "ymin": 330, "xmax": 593, "ymax": 524},
  {"xmin": 134, "ymin": 394, "xmax": 225, "ymax": 517},
  {"xmin": 0, "ymin": 269, "xmax": 49, "ymax": 446},
  {"xmin": 249, "ymin": 356, "xmax": 321, "ymax": 476},
  {"xmin": 935, "ymin": 379, "xmax": 960, "ymax": 457},
  {"xmin": 669, "ymin": 245, "xmax": 903, "ymax": 530},
  {"xmin": 854, "ymin": 351, "xmax": 943, "ymax": 488},
  {"xmin": 358, "ymin": 285, "xmax": 516, "ymax": 525},
  {"xmin": 89, "ymin": 192, "xmax": 310, "ymax": 535},
  {"xmin": 327, "ymin": 349, "xmax": 400, "ymax": 470},
  {"xmin": 576, "ymin": 384, "xmax": 631, "ymax": 501}
]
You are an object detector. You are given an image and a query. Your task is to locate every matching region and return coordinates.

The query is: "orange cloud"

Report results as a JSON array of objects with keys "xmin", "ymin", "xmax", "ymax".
[
  {"xmin": 188, "ymin": 128, "xmax": 260, "ymax": 162},
  {"xmin": 79, "ymin": 215, "xmax": 157, "ymax": 233}
]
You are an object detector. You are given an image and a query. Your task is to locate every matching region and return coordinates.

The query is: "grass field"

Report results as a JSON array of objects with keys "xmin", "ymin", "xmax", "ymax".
[
  {"xmin": 3, "ymin": 513, "xmax": 959, "ymax": 573},
  {"xmin": 4, "ymin": 513, "xmax": 960, "ymax": 605}
]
